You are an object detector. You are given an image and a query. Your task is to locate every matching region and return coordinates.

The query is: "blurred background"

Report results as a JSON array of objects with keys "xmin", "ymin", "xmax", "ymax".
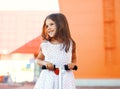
[{"xmin": 0, "ymin": 0, "xmax": 120, "ymax": 89}]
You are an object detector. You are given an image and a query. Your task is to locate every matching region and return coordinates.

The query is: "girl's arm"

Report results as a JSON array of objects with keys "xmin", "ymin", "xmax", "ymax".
[
  {"xmin": 36, "ymin": 51, "xmax": 46, "ymax": 66},
  {"xmin": 36, "ymin": 50, "xmax": 54, "ymax": 70},
  {"xmin": 68, "ymin": 42, "xmax": 77, "ymax": 69}
]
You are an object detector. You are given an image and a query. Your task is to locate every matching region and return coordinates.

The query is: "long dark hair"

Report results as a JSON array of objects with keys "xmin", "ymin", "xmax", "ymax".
[{"xmin": 41, "ymin": 13, "xmax": 76, "ymax": 52}]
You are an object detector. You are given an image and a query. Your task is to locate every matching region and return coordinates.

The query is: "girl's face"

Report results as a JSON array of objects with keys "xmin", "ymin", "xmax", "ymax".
[{"xmin": 45, "ymin": 19, "xmax": 57, "ymax": 38}]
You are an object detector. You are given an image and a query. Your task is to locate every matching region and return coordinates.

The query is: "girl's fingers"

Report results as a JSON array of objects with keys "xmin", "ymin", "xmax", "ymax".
[
  {"xmin": 46, "ymin": 63, "xmax": 54, "ymax": 70},
  {"xmin": 68, "ymin": 63, "xmax": 75, "ymax": 70}
]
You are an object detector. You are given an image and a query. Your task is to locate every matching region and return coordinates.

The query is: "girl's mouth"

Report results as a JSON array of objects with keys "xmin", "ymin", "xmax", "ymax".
[{"xmin": 48, "ymin": 30, "xmax": 55, "ymax": 37}]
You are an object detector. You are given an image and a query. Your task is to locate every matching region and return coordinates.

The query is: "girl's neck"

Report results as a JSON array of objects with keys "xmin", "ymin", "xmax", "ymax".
[{"xmin": 50, "ymin": 38, "xmax": 62, "ymax": 44}]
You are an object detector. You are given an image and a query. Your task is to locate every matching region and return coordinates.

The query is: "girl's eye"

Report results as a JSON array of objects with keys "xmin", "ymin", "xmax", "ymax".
[
  {"xmin": 46, "ymin": 23, "xmax": 54, "ymax": 28},
  {"xmin": 46, "ymin": 25, "xmax": 48, "ymax": 28},
  {"xmin": 50, "ymin": 23, "xmax": 54, "ymax": 26}
]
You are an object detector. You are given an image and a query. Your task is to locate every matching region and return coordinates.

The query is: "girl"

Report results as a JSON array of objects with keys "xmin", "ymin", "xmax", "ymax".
[{"xmin": 33, "ymin": 13, "xmax": 77, "ymax": 89}]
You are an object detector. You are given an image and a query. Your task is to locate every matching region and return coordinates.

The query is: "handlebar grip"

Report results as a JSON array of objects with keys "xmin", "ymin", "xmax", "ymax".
[
  {"xmin": 41, "ymin": 65, "xmax": 47, "ymax": 69},
  {"xmin": 64, "ymin": 65, "xmax": 78, "ymax": 70},
  {"xmin": 41, "ymin": 65, "xmax": 56, "ymax": 70},
  {"xmin": 73, "ymin": 65, "xmax": 78, "ymax": 70}
]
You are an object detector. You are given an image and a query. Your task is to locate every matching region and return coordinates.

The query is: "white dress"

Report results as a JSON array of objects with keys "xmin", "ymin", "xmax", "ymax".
[{"xmin": 33, "ymin": 40, "xmax": 76, "ymax": 89}]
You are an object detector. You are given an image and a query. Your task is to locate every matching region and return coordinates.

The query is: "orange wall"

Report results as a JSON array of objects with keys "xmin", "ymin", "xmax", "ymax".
[
  {"xmin": 116, "ymin": 0, "xmax": 120, "ymax": 64},
  {"xmin": 59, "ymin": 0, "xmax": 120, "ymax": 78},
  {"xmin": 113, "ymin": 0, "xmax": 120, "ymax": 77}
]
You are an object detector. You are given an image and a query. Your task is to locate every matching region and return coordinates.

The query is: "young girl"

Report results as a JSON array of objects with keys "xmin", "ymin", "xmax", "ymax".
[{"xmin": 33, "ymin": 13, "xmax": 77, "ymax": 89}]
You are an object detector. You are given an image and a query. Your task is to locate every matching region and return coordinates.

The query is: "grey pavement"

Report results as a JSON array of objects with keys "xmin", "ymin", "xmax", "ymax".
[{"xmin": 0, "ymin": 83, "xmax": 120, "ymax": 89}]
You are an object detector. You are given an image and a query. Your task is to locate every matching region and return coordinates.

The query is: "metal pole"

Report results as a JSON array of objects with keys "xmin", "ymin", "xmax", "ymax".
[{"xmin": 59, "ymin": 67, "xmax": 62, "ymax": 89}]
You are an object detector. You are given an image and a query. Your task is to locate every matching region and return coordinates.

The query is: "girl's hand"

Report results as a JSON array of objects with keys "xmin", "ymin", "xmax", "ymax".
[
  {"xmin": 68, "ymin": 63, "xmax": 76, "ymax": 70},
  {"xmin": 45, "ymin": 62, "xmax": 54, "ymax": 70}
]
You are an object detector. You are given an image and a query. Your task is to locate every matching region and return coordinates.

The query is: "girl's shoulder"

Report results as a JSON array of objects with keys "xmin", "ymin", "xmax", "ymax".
[
  {"xmin": 42, "ymin": 40, "xmax": 49, "ymax": 43},
  {"xmin": 41, "ymin": 40, "xmax": 49, "ymax": 46}
]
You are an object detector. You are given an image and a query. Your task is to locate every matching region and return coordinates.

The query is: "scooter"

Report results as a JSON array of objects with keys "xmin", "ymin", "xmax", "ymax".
[{"xmin": 42, "ymin": 64, "xmax": 78, "ymax": 89}]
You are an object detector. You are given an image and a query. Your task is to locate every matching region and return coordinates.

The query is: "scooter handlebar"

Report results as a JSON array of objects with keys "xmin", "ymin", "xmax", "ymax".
[{"xmin": 42, "ymin": 65, "xmax": 78, "ymax": 71}]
